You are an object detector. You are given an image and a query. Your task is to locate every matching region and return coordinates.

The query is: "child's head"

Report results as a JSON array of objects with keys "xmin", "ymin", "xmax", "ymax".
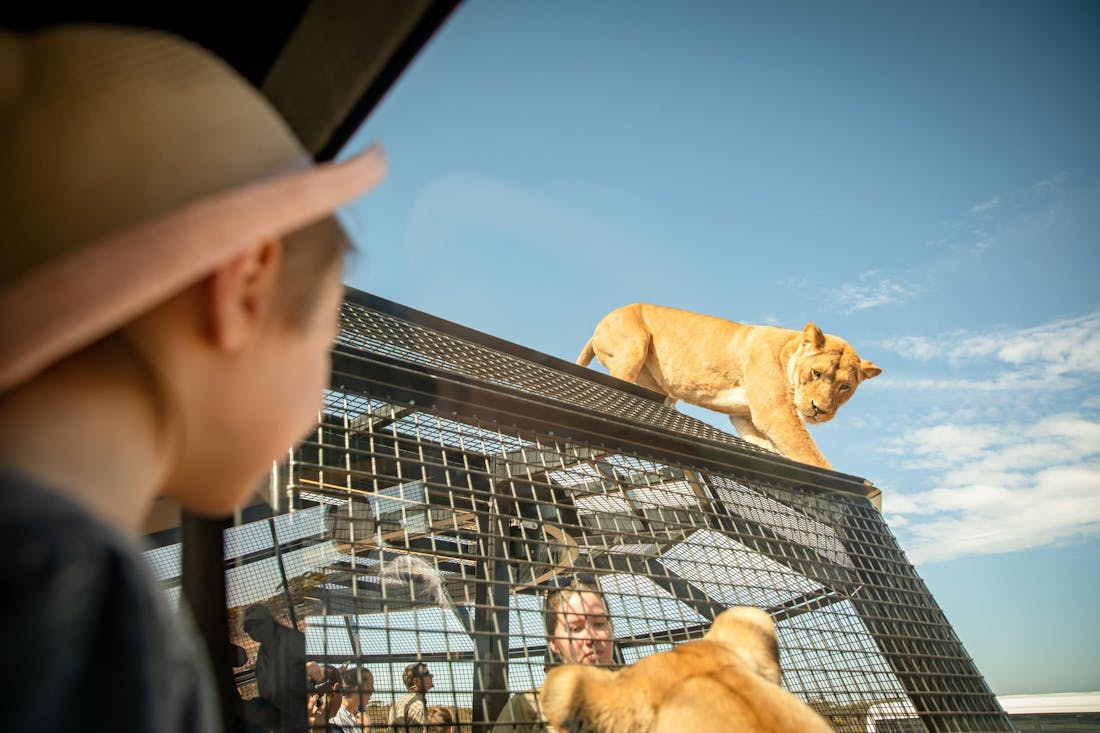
[
  {"xmin": 0, "ymin": 24, "xmax": 385, "ymax": 515},
  {"xmin": 427, "ymin": 705, "xmax": 455, "ymax": 732}
]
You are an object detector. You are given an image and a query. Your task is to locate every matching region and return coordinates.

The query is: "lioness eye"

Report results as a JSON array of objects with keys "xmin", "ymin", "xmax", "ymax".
[
  {"xmin": 839, "ymin": 383, "xmax": 850, "ymax": 391},
  {"xmin": 812, "ymin": 369, "xmax": 821, "ymax": 379}
]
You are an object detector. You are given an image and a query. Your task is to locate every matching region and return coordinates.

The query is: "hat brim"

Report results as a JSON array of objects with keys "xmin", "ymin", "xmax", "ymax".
[{"xmin": 0, "ymin": 144, "xmax": 386, "ymax": 392}]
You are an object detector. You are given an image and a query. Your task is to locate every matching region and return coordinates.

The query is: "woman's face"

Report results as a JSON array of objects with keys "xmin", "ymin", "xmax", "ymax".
[{"xmin": 548, "ymin": 591, "xmax": 614, "ymax": 665}]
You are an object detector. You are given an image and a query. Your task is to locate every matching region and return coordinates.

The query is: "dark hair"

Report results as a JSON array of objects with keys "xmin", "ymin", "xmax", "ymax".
[
  {"xmin": 276, "ymin": 214, "xmax": 352, "ymax": 324},
  {"xmin": 543, "ymin": 578, "xmax": 608, "ymax": 639},
  {"xmin": 541, "ymin": 577, "xmax": 616, "ymax": 669},
  {"xmin": 339, "ymin": 666, "xmax": 373, "ymax": 690},
  {"xmin": 402, "ymin": 662, "xmax": 430, "ymax": 690}
]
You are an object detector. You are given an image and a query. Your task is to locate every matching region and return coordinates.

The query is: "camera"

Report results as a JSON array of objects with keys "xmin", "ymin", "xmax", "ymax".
[{"xmin": 312, "ymin": 679, "xmax": 336, "ymax": 693}]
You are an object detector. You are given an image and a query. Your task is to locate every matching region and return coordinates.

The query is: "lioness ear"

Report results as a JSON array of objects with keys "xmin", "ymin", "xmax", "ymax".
[
  {"xmin": 802, "ymin": 322, "xmax": 825, "ymax": 350},
  {"xmin": 541, "ymin": 665, "xmax": 604, "ymax": 730},
  {"xmin": 707, "ymin": 608, "xmax": 781, "ymax": 685},
  {"xmin": 860, "ymin": 360, "xmax": 882, "ymax": 380}
]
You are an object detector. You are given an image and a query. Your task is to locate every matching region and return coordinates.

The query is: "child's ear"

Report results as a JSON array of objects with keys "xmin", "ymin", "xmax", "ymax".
[{"xmin": 206, "ymin": 239, "xmax": 281, "ymax": 351}]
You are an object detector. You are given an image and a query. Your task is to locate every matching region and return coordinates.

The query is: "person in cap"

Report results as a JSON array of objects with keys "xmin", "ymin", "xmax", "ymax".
[{"xmin": 0, "ymin": 22, "xmax": 385, "ymax": 733}]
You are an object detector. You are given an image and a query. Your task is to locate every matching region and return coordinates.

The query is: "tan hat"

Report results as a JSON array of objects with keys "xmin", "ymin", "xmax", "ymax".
[{"xmin": 0, "ymin": 24, "xmax": 387, "ymax": 391}]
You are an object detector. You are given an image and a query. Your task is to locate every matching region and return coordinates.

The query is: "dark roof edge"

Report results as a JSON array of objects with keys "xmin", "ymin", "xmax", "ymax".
[{"xmin": 342, "ymin": 287, "xmax": 670, "ymax": 404}]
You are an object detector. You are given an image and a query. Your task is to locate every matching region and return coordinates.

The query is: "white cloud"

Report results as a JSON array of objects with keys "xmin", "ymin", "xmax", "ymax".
[
  {"xmin": 826, "ymin": 271, "xmax": 918, "ymax": 313},
  {"xmin": 971, "ymin": 197, "xmax": 1000, "ymax": 214},
  {"xmin": 881, "ymin": 414, "xmax": 1100, "ymax": 564},
  {"xmin": 872, "ymin": 368, "xmax": 1082, "ymax": 393},
  {"xmin": 870, "ymin": 313, "xmax": 1100, "ymax": 564},
  {"xmin": 880, "ymin": 311, "xmax": 1100, "ymax": 392},
  {"xmin": 948, "ymin": 314, "xmax": 1100, "ymax": 369}
]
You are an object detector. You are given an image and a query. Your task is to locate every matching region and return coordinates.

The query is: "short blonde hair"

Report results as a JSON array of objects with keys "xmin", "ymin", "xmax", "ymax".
[{"xmin": 427, "ymin": 705, "xmax": 454, "ymax": 725}]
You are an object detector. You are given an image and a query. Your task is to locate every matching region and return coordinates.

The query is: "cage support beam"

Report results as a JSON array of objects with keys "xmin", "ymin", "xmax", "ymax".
[{"xmin": 471, "ymin": 500, "xmax": 511, "ymax": 730}]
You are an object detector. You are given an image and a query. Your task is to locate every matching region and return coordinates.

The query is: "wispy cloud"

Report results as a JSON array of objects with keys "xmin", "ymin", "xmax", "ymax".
[
  {"xmin": 873, "ymin": 371, "xmax": 1084, "ymax": 393},
  {"xmin": 826, "ymin": 271, "xmax": 919, "ymax": 314},
  {"xmin": 967, "ymin": 230, "xmax": 992, "ymax": 254},
  {"xmin": 871, "ymin": 312, "xmax": 1100, "ymax": 564},
  {"xmin": 881, "ymin": 414, "xmax": 1100, "ymax": 564},
  {"xmin": 776, "ymin": 276, "xmax": 809, "ymax": 290},
  {"xmin": 971, "ymin": 197, "xmax": 1000, "ymax": 214},
  {"xmin": 881, "ymin": 311, "xmax": 1100, "ymax": 379},
  {"xmin": 1034, "ymin": 171, "xmax": 1069, "ymax": 196}
]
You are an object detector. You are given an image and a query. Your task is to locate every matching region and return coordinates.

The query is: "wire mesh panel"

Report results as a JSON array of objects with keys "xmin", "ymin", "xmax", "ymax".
[{"xmin": 151, "ymin": 290, "xmax": 1012, "ymax": 733}]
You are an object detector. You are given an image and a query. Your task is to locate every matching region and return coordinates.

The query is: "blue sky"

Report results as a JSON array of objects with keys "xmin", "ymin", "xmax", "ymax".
[{"xmin": 338, "ymin": 0, "xmax": 1099, "ymax": 695}]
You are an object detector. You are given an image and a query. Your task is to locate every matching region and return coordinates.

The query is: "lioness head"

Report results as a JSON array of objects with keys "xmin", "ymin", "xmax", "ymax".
[
  {"xmin": 792, "ymin": 323, "xmax": 881, "ymax": 425},
  {"xmin": 540, "ymin": 606, "xmax": 835, "ymax": 733}
]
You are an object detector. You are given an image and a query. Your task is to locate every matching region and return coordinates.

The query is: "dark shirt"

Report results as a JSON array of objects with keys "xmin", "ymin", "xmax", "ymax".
[
  {"xmin": 253, "ymin": 620, "xmax": 308, "ymax": 732},
  {"xmin": 0, "ymin": 468, "xmax": 220, "ymax": 732}
]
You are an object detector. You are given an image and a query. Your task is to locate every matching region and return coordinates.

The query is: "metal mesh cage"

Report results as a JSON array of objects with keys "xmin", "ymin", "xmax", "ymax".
[{"xmin": 150, "ymin": 289, "xmax": 1011, "ymax": 733}]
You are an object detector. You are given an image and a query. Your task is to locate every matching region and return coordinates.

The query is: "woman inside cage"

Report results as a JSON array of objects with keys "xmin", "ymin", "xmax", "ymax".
[{"xmin": 491, "ymin": 577, "xmax": 616, "ymax": 732}]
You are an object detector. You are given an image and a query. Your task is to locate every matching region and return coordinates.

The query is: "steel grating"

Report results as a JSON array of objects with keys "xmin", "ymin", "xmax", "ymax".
[{"xmin": 150, "ymin": 290, "xmax": 1011, "ymax": 732}]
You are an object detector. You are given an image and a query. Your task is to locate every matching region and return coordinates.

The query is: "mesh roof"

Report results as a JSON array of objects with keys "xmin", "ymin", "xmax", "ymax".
[{"xmin": 150, "ymin": 290, "xmax": 1010, "ymax": 732}]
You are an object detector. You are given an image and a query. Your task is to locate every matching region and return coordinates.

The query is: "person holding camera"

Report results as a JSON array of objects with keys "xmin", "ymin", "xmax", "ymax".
[
  {"xmin": 331, "ymin": 667, "xmax": 375, "ymax": 733},
  {"xmin": 306, "ymin": 665, "xmax": 344, "ymax": 732}
]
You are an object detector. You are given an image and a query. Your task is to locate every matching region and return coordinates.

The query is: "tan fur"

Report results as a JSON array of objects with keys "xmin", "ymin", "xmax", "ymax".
[
  {"xmin": 539, "ymin": 607, "xmax": 834, "ymax": 733},
  {"xmin": 577, "ymin": 303, "xmax": 881, "ymax": 469}
]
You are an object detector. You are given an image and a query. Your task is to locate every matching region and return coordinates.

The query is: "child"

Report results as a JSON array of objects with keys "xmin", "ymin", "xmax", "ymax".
[
  {"xmin": 428, "ymin": 705, "xmax": 456, "ymax": 733},
  {"xmin": 0, "ymin": 23, "xmax": 386, "ymax": 731}
]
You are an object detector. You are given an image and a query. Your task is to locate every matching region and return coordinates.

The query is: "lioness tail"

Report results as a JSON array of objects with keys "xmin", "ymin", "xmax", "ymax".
[{"xmin": 577, "ymin": 339, "xmax": 595, "ymax": 366}]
